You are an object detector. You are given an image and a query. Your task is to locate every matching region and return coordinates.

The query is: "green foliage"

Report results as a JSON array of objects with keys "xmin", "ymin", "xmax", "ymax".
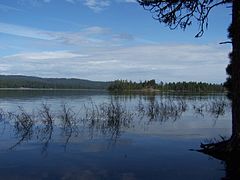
[{"xmin": 108, "ymin": 79, "xmax": 225, "ymax": 93}]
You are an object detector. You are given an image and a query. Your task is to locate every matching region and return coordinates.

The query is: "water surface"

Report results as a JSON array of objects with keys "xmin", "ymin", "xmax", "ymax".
[{"xmin": 0, "ymin": 90, "xmax": 231, "ymax": 179}]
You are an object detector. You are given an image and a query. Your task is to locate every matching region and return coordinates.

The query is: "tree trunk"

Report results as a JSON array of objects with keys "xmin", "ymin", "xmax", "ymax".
[{"xmin": 231, "ymin": 0, "xmax": 240, "ymax": 140}]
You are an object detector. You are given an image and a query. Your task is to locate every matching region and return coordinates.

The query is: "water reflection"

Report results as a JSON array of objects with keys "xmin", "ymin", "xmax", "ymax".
[
  {"xmin": 192, "ymin": 98, "xmax": 229, "ymax": 119},
  {"xmin": 59, "ymin": 104, "xmax": 79, "ymax": 151},
  {"xmin": 0, "ymin": 108, "xmax": 7, "ymax": 135},
  {"xmin": 9, "ymin": 107, "xmax": 35, "ymax": 150},
  {"xmin": 81, "ymin": 99, "xmax": 133, "ymax": 144},
  {"xmin": 136, "ymin": 96, "xmax": 187, "ymax": 122},
  {"xmin": 0, "ymin": 96, "xmax": 230, "ymax": 152},
  {"xmin": 0, "ymin": 93, "xmax": 232, "ymax": 179},
  {"xmin": 37, "ymin": 104, "xmax": 55, "ymax": 155}
]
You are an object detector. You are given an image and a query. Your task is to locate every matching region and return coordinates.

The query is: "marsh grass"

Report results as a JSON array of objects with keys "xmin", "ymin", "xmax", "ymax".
[
  {"xmin": 59, "ymin": 103, "xmax": 79, "ymax": 151},
  {"xmin": 192, "ymin": 98, "xmax": 230, "ymax": 119},
  {"xmin": 9, "ymin": 106, "xmax": 35, "ymax": 150},
  {"xmin": 37, "ymin": 103, "xmax": 54, "ymax": 155},
  {"xmin": 1, "ymin": 97, "xmax": 230, "ymax": 151},
  {"xmin": 82, "ymin": 99, "xmax": 133, "ymax": 141},
  {"xmin": 136, "ymin": 98, "xmax": 187, "ymax": 122}
]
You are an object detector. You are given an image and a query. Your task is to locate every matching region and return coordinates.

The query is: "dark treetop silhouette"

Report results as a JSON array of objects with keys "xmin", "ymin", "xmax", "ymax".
[
  {"xmin": 108, "ymin": 79, "xmax": 224, "ymax": 93},
  {"xmin": 137, "ymin": 0, "xmax": 240, "ymax": 158}
]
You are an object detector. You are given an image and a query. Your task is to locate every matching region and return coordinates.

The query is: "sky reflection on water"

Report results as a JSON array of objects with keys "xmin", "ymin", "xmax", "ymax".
[{"xmin": 0, "ymin": 90, "xmax": 231, "ymax": 179}]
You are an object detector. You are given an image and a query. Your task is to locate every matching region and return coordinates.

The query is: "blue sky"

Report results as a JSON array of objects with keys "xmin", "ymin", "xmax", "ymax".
[{"xmin": 0, "ymin": 0, "xmax": 231, "ymax": 83}]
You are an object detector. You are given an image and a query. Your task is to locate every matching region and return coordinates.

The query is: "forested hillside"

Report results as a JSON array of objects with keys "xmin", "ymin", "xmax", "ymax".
[
  {"xmin": 0, "ymin": 75, "xmax": 110, "ymax": 89},
  {"xmin": 0, "ymin": 75, "xmax": 225, "ymax": 92}
]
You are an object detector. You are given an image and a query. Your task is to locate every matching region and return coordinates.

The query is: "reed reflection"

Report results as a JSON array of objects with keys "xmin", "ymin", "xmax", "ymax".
[
  {"xmin": 9, "ymin": 107, "xmax": 35, "ymax": 150},
  {"xmin": 136, "ymin": 96, "xmax": 187, "ymax": 122},
  {"xmin": 1, "ymin": 96, "xmax": 229, "ymax": 153},
  {"xmin": 82, "ymin": 100, "xmax": 133, "ymax": 142},
  {"xmin": 37, "ymin": 104, "xmax": 54, "ymax": 155},
  {"xmin": 59, "ymin": 104, "xmax": 79, "ymax": 151},
  {"xmin": 192, "ymin": 98, "xmax": 230, "ymax": 118}
]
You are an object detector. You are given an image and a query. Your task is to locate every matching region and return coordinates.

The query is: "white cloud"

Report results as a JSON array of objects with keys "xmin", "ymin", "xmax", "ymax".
[
  {"xmin": 83, "ymin": 0, "xmax": 110, "ymax": 12},
  {"xmin": 64, "ymin": 0, "xmax": 111, "ymax": 11},
  {"xmin": 82, "ymin": 26, "xmax": 110, "ymax": 35},
  {"xmin": 0, "ymin": 22, "xmax": 134, "ymax": 49},
  {"xmin": 0, "ymin": 4, "xmax": 22, "ymax": 12},
  {"xmin": 123, "ymin": 0, "xmax": 136, "ymax": 3},
  {"xmin": 15, "ymin": 0, "xmax": 136, "ymax": 12},
  {"xmin": 112, "ymin": 33, "xmax": 135, "ymax": 41},
  {"xmin": 0, "ymin": 22, "xmax": 55, "ymax": 40},
  {"xmin": 88, "ymin": 60, "xmax": 118, "ymax": 65},
  {"xmin": 3, "ymin": 51, "xmax": 87, "ymax": 60},
  {"xmin": 19, "ymin": 0, "xmax": 51, "ymax": 6},
  {"xmin": 0, "ymin": 44, "xmax": 230, "ymax": 83},
  {"xmin": 65, "ymin": 0, "xmax": 76, "ymax": 3}
]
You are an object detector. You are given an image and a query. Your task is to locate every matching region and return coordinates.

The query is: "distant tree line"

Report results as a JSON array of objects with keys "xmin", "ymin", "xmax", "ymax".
[
  {"xmin": 0, "ymin": 75, "xmax": 225, "ymax": 92},
  {"xmin": 0, "ymin": 75, "xmax": 110, "ymax": 89},
  {"xmin": 108, "ymin": 80, "xmax": 225, "ymax": 93}
]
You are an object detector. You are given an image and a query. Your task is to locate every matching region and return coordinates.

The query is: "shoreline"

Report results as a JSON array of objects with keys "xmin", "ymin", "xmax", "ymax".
[
  {"xmin": 109, "ymin": 88, "xmax": 227, "ymax": 94},
  {"xmin": 0, "ymin": 88, "xmax": 226, "ymax": 94},
  {"xmin": 0, "ymin": 88, "xmax": 108, "ymax": 91}
]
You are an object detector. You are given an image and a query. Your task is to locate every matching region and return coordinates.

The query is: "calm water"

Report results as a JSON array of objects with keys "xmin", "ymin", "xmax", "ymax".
[{"xmin": 0, "ymin": 90, "xmax": 231, "ymax": 180}]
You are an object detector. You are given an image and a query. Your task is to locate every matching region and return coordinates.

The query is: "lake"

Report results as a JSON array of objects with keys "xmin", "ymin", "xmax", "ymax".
[{"xmin": 0, "ymin": 90, "xmax": 231, "ymax": 180}]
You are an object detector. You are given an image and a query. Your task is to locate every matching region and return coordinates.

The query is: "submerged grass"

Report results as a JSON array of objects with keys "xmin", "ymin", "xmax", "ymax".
[{"xmin": 1, "ymin": 96, "xmax": 230, "ymax": 151}]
